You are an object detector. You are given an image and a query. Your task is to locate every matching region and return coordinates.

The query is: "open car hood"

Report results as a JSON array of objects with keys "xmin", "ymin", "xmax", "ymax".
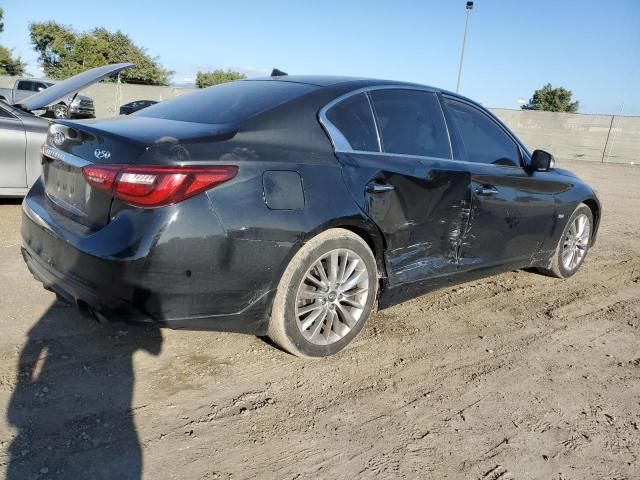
[{"xmin": 16, "ymin": 63, "xmax": 133, "ymax": 112}]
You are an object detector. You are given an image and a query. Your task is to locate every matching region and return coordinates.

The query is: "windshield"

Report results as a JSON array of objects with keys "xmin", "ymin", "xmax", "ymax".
[{"xmin": 135, "ymin": 80, "xmax": 316, "ymax": 124}]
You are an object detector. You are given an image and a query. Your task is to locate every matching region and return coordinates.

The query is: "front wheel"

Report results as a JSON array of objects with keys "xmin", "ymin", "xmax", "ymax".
[
  {"xmin": 268, "ymin": 229, "xmax": 378, "ymax": 357},
  {"xmin": 541, "ymin": 203, "xmax": 593, "ymax": 278}
]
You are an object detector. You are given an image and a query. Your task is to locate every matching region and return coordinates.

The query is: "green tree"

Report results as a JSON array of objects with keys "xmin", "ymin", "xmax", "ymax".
[
  {"xmin": 196, "ymin": 69, "xmax": 246, "ymax": 88},
  {"xmin": 29, "ymin": 22, "xmax": 172, "ymax": 85},
  {"xmin": 521, "ymin": 83, "xmax": 579, "ymax": 113},
  {"xmin": 0, "ymin": 7, "xmax": 26, "ymax": 75},
  {"xmin": 0, "ymin": 45, "xmax": 26, "ymax": 75}
]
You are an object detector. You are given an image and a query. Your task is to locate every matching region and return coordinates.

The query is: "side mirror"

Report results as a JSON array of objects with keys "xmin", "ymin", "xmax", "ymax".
[{"xmin": 531, "ymin": 149, "xmax": 555, "ymax": 172}]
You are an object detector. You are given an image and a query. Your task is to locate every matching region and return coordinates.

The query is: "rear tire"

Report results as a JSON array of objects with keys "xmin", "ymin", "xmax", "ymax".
[
  {"xmin": 268, "ymin": 229, "xmax": 378, "ymax": 358},
  {"xmin": 540, "ymin": 203, "xmax": 593, "ymax": 278}
]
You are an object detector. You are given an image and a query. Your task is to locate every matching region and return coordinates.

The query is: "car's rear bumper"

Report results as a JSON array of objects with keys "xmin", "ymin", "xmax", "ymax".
[
  {"xmin": 22, "ymin": 242, "xmax": 273, "ymax": 332},
  {"xmin": 20, "ymin": 183, "xmax": 279, "ymax": 334}
]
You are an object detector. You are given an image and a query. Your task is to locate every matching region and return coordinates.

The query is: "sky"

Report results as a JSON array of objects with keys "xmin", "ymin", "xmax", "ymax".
[{"xmin": 1, "ymin": 0, "xmax": 639, "ymax": 115}]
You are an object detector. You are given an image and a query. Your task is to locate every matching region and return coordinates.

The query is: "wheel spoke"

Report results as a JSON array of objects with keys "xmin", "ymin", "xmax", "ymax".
[
  {"xmin": 309, "ymin": 308, "xmax": 328, "ymax": 341},
  {"xmin": 337, "ymin": 252, "xmax": 348, "ymax": 286},
  {"xmin": 342, "ymin": 287, "xmax": 368, "ymax": 298},
  {"xmin": 305, "ymin": 272, "xmax": 325, "ymax": 290},
  {"xmin": 299, "ymin": 288, "xmax": 326, "ymax": 300},
  {"xmin": 298, "ymin": 301, "xmax": 323, "ymax": 316},
  {"xmin": 300, "ymin": 306, "xmax": 325, "ymax": 331},
  {"xmin": 342, "ymin": 258, "xmax": 359, "ymax": 283},
  {"xmin": 323, "ymin": 310, "xmax": 336, "ymax": 342},
  {"xmin": 336, "ymin": 303, "xmax": 356, "ymax": 328},
  {"xmin": 340, "ymin": 297, "xmax": 364, "ymax": 309},
  {"xmin": 340, "ymin": 269, "xmax": 366, "ymax": 292},
  {"xmin": 315, "ymin": 261, "xmax": 329, "ymax": 286},
  {"xmin": 328, "ymin": 251, "xmax": 339, "ymax": 286}
]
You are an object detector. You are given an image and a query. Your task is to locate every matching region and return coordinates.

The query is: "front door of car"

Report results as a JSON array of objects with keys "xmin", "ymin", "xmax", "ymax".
[
  {"xmin": 323, "ymin": 89, "xmax": 472, "ymax": 285},
  {"xmin": 0, "ymin": 105, "xmax": 27, "ymax": 189},
  {"xmin": 442, "ymin": 97, "xmax": 556, "ymax": 270}
]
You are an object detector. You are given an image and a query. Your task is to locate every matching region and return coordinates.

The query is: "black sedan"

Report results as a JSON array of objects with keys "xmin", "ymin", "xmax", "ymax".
[
  {"xmin": 119, "ymin": 100, "xmax": 158, "ymax": 115},
  {"xmin": 21, "ymin": 75, "xmax": 601, "ymax": 357}
]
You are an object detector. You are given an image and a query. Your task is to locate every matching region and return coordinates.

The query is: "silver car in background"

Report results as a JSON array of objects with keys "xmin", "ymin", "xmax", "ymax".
[{"xmin": 0, "ymin": 63, "xmax": 133, "ymax": 197}]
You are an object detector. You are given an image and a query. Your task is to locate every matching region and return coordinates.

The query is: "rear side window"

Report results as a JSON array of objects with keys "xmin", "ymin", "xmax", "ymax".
[
  {"xmin": 370, "ymin": 89, "xmax": 451, "ymax": 158},
  {"xmin": 136, "ymin": 80, "xmax": 316, "ymax": 124},
  {"xmin": 445, "ymin": 99, "xmax": 521, "ymax": 167},
  {"xmin": 324, "ymin": 93, "xmax": 378, "ymax": 152}
]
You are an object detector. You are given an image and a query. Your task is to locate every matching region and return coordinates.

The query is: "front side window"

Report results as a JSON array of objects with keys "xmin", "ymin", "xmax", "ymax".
[
  {"xmin": 324, "ymin": 93, "xmax": 378, "ymax": 152},
  {"xmin": 369, "ymin": 89, "xmax": 451, "ymax": 158},
  {"xmin": 445, "ymin": 99, "xmax": 521, "ymax": 167}
]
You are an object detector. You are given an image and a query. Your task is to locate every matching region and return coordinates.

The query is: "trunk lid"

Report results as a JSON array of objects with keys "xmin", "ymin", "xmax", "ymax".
[
  {"xmin": 17, "ymin": 63, "xmax": 133, "ymax": 112},
  {"xmin": 41, "ymin": 117, "xmax": 238, "ymax": 229}
]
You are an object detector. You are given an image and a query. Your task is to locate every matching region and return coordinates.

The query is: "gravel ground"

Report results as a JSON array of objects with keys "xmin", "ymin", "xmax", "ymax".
[{"xmin": 0, "ymin": 160, "xmax": 638, "ymax": 480}]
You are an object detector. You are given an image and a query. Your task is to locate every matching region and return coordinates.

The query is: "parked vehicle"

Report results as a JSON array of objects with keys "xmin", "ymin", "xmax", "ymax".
[
  {"xmin": 0, "ymin": 78, "xmax": 95, "ymax": 119},
  {"xmin": 21, "ymin": 75, "xmax": 601, "ymax": 357},
  {"xmin": 0, "ymin": 63, "xmax": 133, "ymax": 197},
  {"xmin": 119, "ymin": 100, "xmax": 158, "ymax": 115}
]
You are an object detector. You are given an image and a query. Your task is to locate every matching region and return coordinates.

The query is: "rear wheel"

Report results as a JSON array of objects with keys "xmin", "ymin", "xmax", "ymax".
[
  {"xmin": 268, "ymin": 229, "xmax": 378, "ymax": 357},
  {"xmin": 541, "ymin": 204, "xmax": 593, "ymax": 278}
]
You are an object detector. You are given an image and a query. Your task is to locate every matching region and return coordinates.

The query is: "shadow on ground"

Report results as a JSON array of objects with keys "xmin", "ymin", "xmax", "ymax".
[{"xmin": 6, "ymin": 303, "xmax": 162, "ymax": 479}]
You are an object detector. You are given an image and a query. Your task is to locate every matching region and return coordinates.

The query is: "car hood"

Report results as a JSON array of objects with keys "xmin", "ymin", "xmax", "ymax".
[{"xmin": 16, "ymin": 63, "xmax": 133, "ymax": 112}]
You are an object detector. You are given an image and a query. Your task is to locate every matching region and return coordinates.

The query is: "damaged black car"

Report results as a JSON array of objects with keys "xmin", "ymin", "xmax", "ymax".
[{"xmin": 21, "ymin": 75, "xmax": 601, "ymax": 357}]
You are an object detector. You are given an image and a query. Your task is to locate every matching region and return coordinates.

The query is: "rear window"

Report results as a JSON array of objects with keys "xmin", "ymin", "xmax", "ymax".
[{"xmin": 136, "ymin": 80, "xmax": 316, "ymax": 124}]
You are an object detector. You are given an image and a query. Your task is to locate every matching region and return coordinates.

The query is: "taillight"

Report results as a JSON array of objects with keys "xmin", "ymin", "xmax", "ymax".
[{"xmin": 82, "ymin": 165, "xmax": 238, "ymax": 207}]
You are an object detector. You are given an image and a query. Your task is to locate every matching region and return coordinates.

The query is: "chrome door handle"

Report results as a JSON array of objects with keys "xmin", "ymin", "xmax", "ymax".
[
  {"xmin": 366, "ymin": 182, "xmax": 395, "ymax": 193},
  {"xmin": 475, "ymin": 185, "xmax": 499, "ymax": 196}
]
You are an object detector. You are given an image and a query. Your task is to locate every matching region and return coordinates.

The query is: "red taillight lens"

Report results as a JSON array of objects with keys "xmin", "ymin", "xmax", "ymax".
[
  {"xmin": 82, "ymin": 165, "xmax": 120, "ymax": 193},
  {"xmin": 82, "ymin": 165, "xmax": 238, "ymax": 207}
]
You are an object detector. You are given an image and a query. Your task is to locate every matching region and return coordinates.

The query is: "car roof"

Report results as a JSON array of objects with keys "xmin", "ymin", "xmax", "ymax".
[{"xmin": 245, "ymin": 74, "xmax": 438, "ymax": 90}]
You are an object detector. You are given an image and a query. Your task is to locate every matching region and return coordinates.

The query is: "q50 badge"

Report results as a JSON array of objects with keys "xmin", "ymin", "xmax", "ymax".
[{"xmin": 94, "ymin": 149, "xmax": 112, "ymax": 160}]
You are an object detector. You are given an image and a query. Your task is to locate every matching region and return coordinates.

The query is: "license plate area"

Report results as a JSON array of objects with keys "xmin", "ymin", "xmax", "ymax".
[{"xmin": 41, "ymin": 154, "xmax": 113, "ymax": 229}]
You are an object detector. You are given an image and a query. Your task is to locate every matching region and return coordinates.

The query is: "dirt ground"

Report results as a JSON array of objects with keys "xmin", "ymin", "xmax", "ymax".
[{"xmin": 0, "ymin": 160, "xmax": 638, "ymax": 480}]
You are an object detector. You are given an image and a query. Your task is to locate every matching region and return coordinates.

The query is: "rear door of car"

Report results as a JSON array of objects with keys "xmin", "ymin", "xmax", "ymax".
[
  {"xmin": 441, "ymin": 96, "xmax": 556, "ymax": 270},
  {"xmin": 0, "ymin": 104, "xmax": 27, "ymax": 188},
  {"xmin": 322, "ymin": 87, "xmax": 473, "ymax": 285}
]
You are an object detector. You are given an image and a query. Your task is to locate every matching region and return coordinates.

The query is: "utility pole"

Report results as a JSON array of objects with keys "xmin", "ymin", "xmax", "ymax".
[{"xmin": 456, "ymin": 1, "xmax": 474, "ymax": 94}]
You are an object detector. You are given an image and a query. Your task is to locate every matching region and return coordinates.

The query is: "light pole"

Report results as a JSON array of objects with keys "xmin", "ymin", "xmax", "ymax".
[{"xmin": 456, "ymin": 1, "xmax": 474, "ymax": 93}]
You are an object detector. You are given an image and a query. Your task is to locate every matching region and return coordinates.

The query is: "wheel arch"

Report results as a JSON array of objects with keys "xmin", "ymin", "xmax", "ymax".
[{"xmin": 301, "ymin": 217, "xmax": 388, "ymax": 279}]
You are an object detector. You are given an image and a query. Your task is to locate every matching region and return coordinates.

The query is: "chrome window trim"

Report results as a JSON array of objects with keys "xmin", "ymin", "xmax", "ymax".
[
  {"xmin": 41, "ymin": 144, "xmax": 92, "ymax": 168},
  {"xmin": 331, "ymin": 148, "xmax": 529, "ymax": 171}
]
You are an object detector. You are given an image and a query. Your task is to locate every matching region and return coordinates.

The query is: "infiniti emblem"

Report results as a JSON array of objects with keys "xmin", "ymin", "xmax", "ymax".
[
  {"xmin": 52, "ymin": 131, "xmax": 65, "ymax": 146},
  {"xmin": 94, "ymin": 149, "xmax": 112, "ymax": 160}
]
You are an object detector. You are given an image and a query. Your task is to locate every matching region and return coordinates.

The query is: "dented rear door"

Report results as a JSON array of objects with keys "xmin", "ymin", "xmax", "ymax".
[{"xmin": 339, "ymin": 152, "xmax": 471, "ymax": 285}]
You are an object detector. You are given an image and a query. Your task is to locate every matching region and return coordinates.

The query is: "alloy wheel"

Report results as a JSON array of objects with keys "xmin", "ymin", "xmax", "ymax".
[
  {"xmin": 295, "ymin": 248, "xmax": 370, "ymax": 346},
  {"xmin": 561, "ymin": 213, "xmax": 591, "ymax": 271}
]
